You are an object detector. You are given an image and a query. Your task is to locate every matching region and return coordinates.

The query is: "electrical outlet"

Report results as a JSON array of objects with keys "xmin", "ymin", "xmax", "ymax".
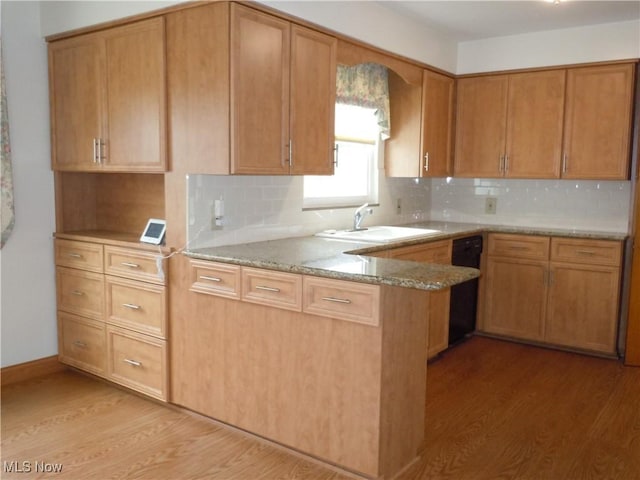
[
  {"xmin": 485, "ymin": 197, "xmax": 497, "ymax": 214},
  {"xmin": 396, "ymin": 198, "xmax": 402, "ymax": 214}
]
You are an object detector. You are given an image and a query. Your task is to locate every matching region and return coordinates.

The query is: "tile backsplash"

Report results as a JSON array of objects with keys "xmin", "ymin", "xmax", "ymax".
[
  {"xmin": 187, "ymin": 175, "xmax": 631, "ymax": 249},
  {"xmin": 429, "ymin": 178, "xmax": 631, "ymax": 232},
  {"xmin": 187, "ymin": 174, "xmax": 430, "ymax": 248}
]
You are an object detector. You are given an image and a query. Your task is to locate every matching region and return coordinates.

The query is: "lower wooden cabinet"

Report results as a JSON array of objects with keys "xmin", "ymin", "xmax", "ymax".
[
  {"xmin": 173, "ymin": 257, "xmax": 430, "ymax": 478},
  {"xmin": 482, "ymin": 233, "xmax": 622, "ymax": 355},
  {"xmin": 55, "ymin": 237, "xmax": 168, "ymax": 401},
  {"xmin": 58, "ymin": 312, "xmax": 106, "ymax": 377},
  {"xmin": 484, "ymin": 257, "xmax": 547, "ymax": 341},
  {"xmin": 384, "ymin": 239, "xmax": 452, "ymax": 358},
  {"xmin": 107, "ymin": 325, "xmax": 168, "ymax": 401}
]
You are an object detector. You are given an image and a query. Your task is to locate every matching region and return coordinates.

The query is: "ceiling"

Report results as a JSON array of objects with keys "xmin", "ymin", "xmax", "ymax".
[{"xmin": 378, "ymin": 1, "xmax": 640, "ymax": 42}]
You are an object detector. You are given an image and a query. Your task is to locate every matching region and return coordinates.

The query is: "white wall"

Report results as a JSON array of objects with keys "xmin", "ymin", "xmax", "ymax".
[
  {"xmin": 262, "ymin": 1, "xmax": 458, "ymax": 72},
  {"xmin": 457, "ymin": 19, "xmax": 640, "ymax": 74},
  {"xmin": 0, "ymin": 1, "xmax": 56, "ymax": 367}
]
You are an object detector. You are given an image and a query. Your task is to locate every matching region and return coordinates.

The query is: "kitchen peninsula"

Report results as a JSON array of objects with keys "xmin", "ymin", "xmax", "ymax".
[{"xmin": 176, "ymin": 233, "xmax": 478, "ymax": 479}]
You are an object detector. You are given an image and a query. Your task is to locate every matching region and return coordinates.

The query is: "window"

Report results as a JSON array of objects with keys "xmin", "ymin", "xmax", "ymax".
[{"xmin": 303, "ymin": 104, "xmax": 380, "ymax": 209}]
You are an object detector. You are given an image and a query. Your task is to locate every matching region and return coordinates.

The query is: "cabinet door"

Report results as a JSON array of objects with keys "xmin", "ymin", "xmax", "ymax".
[
  {"xmin": 385, "ymin": 70, "xmax": 423, "ymax": 177},
  {"xmin": 421, "ymin": 70, "xmax": 454, "ymax": 177},
  {"xmin": 49, "ymin": 34, "xmax": 104, "ymax": 171},
  {"xmin": 454, "ymin": 75, "xmax": 508, "ymax": 177},
  {"xmin": 484, "ymin": 257, "xmax": 547, "ymax": 341},
  {"xmin": 289, "ymin": 25, "xmax": 336, "ymax": 175},
  {"xmin": 505, "ymin": 70, "xmax": 565, "ymax": 178},
  {"xmin": 102, "ymin": 18, "xmax": 166, "ymax": 172},
  {"xmin": 231, "ymin": 4, "xmax": 290, "ymax": 174},
  {"xmin": 562, "ymin": 64, "xmax": 634, "ymax": 179},
  {"xmin": 387, "ymin": 240, "xmax": 452, "ymax": 357},
  {"xmin": 546, "ymin": 263, "xmax": 620, "ymax": 354}
]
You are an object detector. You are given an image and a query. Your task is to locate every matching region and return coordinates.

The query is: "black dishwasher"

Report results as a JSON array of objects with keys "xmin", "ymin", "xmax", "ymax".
[{"xmin": 449, "ymin": 236, "xmax": 483, "ymax": 345}]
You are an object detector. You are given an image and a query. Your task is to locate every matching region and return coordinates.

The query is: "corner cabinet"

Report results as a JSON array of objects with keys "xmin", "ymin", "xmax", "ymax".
[
  {"xmin": 49, "ymin": 18, "xmax": 167, "ymax": 172},
  {"xmin": 482, "ymin": 233, "xmax": 622, "ymax": 355},
  {"xmin": 385, "ymin": 69, "xmax": 454, "ymax": 178},
  {"xmin": 167, "ymin": 3, "xmax": 337, "ymax": 176}
]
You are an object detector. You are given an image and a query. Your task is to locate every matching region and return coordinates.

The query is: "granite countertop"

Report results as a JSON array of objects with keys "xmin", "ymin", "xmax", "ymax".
[{"xmin": 185, "ymin": 222, "xmax": 627, "ymax": 292}]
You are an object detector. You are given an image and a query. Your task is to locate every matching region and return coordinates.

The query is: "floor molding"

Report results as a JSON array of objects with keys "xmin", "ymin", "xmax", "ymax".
[{"xmin": 1, "ymin": 355, "xmax": 66, "ymax": 387}]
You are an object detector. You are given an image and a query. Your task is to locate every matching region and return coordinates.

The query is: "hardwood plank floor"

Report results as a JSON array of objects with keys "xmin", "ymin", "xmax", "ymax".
[{"xmin": 2, "ymin": 337, "xmax": 639, "ymax": 479}]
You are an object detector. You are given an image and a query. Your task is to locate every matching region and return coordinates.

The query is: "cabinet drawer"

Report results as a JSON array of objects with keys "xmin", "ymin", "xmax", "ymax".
[
  {"xmin": 104, "ymin": 246, "xmax": 166, "ymax": 285},
  {"xmin": 303, "ymin": 276, "xmax": 381, "ymax": 326},
  {"xmin": 107, "ymin": 326, "xmax": 167, "ymax": 401},
  {"xmin": 189, "ymin": 260, "xmax": 241, "ymax": 299},
  {"xmin": 241, "ymin": 267, "xmax": 302, "ymax": 311},
  {"xmin": 56, "ymin": 267, "xmax": 105, "ymax": 320},
  {"xmin": 105, "ymin": 276, "xmax": 166, "ymax": 338},
  {"xmin": 55, "ymin": 239, "xmax": 103, "ymax": 273},
  {"xmin": 550, "ymin": 238, "xmax": 622, "ymax": 266},
  {"xmin": 488, "ymin": 234, "xmax": 550, "ymax": 260},
  {"xmin": 387, "ymin": 239, "xmax": 452, "ymax": 264},
  {"xmin": 58, "ymin": 312, "xmax": 106, "ymax": 377}
]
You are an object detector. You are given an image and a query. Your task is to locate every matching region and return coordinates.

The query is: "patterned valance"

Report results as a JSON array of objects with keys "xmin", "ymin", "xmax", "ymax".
[
  {"xmin": 336, "ymin": 63, "xmax": 390, "ymax": 138},
  {"xmin": 1, "ymin": 37, "xmax": 14, "ymax": 249}
]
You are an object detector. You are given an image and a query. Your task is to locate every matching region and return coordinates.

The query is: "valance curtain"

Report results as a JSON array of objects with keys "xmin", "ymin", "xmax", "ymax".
[
  {"xmin": 336, "ymin": 63, "xmax": 390, "ymax": 138},
  {"xmin": 1, "ymin": 37, "xmax": 15, "ymax": 248}
]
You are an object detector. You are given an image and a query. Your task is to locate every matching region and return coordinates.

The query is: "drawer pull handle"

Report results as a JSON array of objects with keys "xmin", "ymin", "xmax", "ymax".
[
  {"xmin": 122, "ymin": 303, "xmax": 141, "ymax": 310},
  {"xmin": 508, "ymin": 246, "xmax": 529, "ymax": 250},
  {"xmin": 575, "ymin": 250, "xmax": 596, "ymax": 256},
  {"xmin": 123, "ymin": 358, "xmax": 142, "ymax": 367},
  {"xmin": 200, "ymin": 275, "xmax": 222, "ymax": 282},
  {"xmin": 121, "ymin": 262, "xmax": 140, "ymax": 268},
  {"xmin": 68, "ymin": 253, "xmax": 83, "ymax": 259},
  {"xmin": 255, "ymin": 285, "xmax": 281, "ymax": 293},
  {"xmin": 321, "ymin": 296, "xmax": 352, "ymax": 305},
  {"xmin": 73, "ymin": 340, "xmax": 87, "ymax": 348},
  {"xmin": 71, "ymin": 290, "xmax": 84, "ymax": 296}
]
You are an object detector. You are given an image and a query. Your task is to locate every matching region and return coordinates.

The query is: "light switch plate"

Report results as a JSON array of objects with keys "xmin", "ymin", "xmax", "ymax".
[{"xmin": 485, "ymin": 197, "xmax": 497, "ymax": 214}]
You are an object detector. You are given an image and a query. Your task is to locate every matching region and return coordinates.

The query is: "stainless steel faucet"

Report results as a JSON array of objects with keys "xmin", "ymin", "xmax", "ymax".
[{"xmin": 353, "ymin": 203, "xmax": 374, "ymax": 231}]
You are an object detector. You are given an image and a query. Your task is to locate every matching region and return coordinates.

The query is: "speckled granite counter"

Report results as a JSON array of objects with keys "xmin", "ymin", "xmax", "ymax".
[{"xmin": 186, "ymin": 222, "xmax": 627, "ymax": 292}]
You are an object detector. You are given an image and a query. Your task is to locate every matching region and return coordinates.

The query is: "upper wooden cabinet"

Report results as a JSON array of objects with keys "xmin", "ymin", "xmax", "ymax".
[
  {"xmin": 455, "ymin": 63, "xmax": 635, "ymax": 180},
  {"xmin": 49, "ymin": 18, "xmax": 167, "ymax": 172},
  {"xmin": 167, "ymin": 3, "xmax": 336, "ymax": 176},
  {"xmin": 385, "ymin": 69, "xmax": 454, "ymax": 177},
  {"xmin": 562, "ymin": 63, "xmax": 635, "ymax": 179},
  {"xmin": 454, "ymin": 70, "xmax": 565, "ymax": 178}
]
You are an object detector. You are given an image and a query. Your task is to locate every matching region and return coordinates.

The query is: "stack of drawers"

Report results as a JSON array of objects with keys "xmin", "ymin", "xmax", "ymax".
[{"xmin": 55, "ymin": 239, "xmax": 168, "ymax": 400}]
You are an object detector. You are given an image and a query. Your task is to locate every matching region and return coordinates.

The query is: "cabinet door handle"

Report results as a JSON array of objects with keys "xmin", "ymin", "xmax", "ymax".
[
  {"xmin": 508, "ymin": 245, "xmax": 529, "ymax": 251},
  {"xmin": 122, "ymin": 303, "xmax": 141, "ymax": 310},
  {"xmin": 123, "ymin": 358, "xmax": 142, "ymax": 367},
  {"xmin": 68, "ymin": 253, "xmax": 83, "ymax": 259},
  {"xmin": 499, "ymin": 155, "xmax": 505, "ymax": 173},
  {"xmin": 97, "ymin": 138, "xmax": 106, "ymax": 164},
  {"xmin": 73, "ymin": 340, "xmax": 87, "ymax": 348},
  {"xmin": 255, "ymin": 285, "xmax": 280, "ymax": 293},
  {"xmin": 120, "ymin": 262, "xmax": 140, "ymax": 269},
  {"xmin": 333, "ymin": 143, "xmax": 339, "ymax": 168},
  {"xmin": 200, "ymin": 275, "xmax": 222, "ymax": 282},
  {"xmin": 424, "ymin": 152, "xmax": 429, "ymax": 172},
  {"xmin": 71, "ymin": 290, "xmax": 84, "ymax": 296},
  {"xmin": 504, "ymin": 155, "xmax": 509, "ymax": 173},
  {"xmin": 321, "ymin": 296, "xmax": 352, "ymax": 305},
  {"xmin": 93, "ymin": 138, "xmax": 98, "ymax": 163},
  {"xmin": 562, "ymin": 153, "xmax": 568, "ymax": 173},
  {"xmin": 575, "ymin": 249, "xmax": 596, "ymax": 256}
]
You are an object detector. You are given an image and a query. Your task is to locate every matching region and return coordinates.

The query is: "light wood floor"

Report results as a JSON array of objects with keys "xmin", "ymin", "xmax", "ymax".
[{"xmin": 2, "ymin": 337, "xmax": 639, "ymax": 480}]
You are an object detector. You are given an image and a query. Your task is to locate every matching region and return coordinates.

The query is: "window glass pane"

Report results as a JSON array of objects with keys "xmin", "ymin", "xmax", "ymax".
[{"xmin": 303, "ymin": 104, "xmax": 379, "ymax": 209}]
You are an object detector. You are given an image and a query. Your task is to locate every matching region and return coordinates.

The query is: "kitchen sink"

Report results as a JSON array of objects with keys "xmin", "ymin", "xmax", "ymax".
[{"xmin": 315, "ymin": 225, "xmax": 441, "ymax": 243}]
